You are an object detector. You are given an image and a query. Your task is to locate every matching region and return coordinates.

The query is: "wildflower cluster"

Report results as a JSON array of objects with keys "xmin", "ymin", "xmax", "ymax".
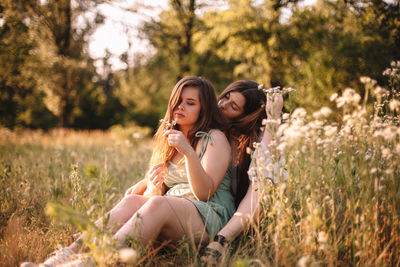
[
  {"xmin": 159, "ymin": 119, "xmax": 177, "ymax": 131},
  {"xmin": 245, "ymin": 62, "xmax": 400, "ymax": 266},
  {"xmin": 258, "ymin": 84, "xmax": 296, "ymax": 96}
]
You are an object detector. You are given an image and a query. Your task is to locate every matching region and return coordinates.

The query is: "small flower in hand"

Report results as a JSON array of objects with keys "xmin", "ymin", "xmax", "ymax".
[{"xmin": 160, "ymin": 119, "xmax": 177, "ymax": 131}]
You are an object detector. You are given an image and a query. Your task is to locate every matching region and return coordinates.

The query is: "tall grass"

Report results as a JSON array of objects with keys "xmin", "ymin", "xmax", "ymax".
[
  {"xmin": 0, "ymin": 129, "xmax": 151, "ymax": 266},
  {"xmin": 226, "ymin": 62, "xmax": 400, "ymax": 266},
  {"xmin": 1, "ymin": 62, "xmax": 400, "ymax": 266}
]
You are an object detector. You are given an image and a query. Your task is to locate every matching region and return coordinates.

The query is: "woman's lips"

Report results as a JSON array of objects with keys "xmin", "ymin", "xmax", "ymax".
[{"xmin": 175, "ymin": 113, "xmax": 184, "ymax": 118}]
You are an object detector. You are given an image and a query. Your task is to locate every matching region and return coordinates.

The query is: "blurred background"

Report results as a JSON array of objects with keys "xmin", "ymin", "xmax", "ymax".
[{"xmin": 1, "ymin": 0, "xmax": 399, "ymax": 131}]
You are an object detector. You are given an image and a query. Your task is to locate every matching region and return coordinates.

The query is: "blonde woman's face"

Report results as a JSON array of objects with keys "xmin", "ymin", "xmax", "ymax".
[
  {"xmin": 173, "ymin": 86, "xmax": 201, "ymax": 127},
  {"xmin": 218, "ymin": 91, "xmax": 246, "ymax": 120}
]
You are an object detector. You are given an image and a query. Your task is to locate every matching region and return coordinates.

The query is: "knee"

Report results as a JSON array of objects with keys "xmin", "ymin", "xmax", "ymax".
[
  {"xmin": 144, "ymin": 196, "xmax": 167, "ymax": 211},
  {"xmin": 121, "ymin": 194, "xmax": 137, "ymax": 204},
  {"xmin": 119, "ymin": 194, "xmax": 141, "ymax": 208}
]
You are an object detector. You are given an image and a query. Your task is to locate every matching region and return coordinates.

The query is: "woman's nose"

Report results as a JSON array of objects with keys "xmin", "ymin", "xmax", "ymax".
[{"xmin": 218, "ymin": 100, "xmax": 226, "ymax": 109}]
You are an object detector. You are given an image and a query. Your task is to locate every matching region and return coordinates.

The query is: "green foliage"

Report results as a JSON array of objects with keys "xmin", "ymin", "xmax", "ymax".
[
  {"xmin": 2, "ymin": 0, "xmax": 398, "ymax": 131},
  {"xmin": 0, "ymin": 0, "xmax": 122, "ymax": 130}
]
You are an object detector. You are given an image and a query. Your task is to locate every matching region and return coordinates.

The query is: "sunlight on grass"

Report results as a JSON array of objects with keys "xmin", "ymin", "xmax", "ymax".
[{"xmin": 1, "ymin": 61, "xmax": 399, "ymax": 266}]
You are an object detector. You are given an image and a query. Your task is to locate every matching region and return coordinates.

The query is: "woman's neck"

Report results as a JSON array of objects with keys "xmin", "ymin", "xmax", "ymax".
[{"xmin": 178, "ymin": 125, "xmax": 191, "ymax": 138}]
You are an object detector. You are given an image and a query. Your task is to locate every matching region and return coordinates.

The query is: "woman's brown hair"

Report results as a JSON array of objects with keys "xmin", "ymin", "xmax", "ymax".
[
  {"xmin": 218, "ymin": 80, "xmax": 267, "ymax": 207},
  {"xmin": 150, "ymin": 76, "xmax": 227, "ymax": 166}
]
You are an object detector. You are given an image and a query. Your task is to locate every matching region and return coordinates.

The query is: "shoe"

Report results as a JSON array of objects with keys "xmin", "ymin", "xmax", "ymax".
[
  {"xmin": 39, "ymin": 245, "xmax": 75, "ymax": 267},
  {"xmin": 200, "ymin": 247, "xmax": 222, "ymax": 265},
  {"xmin": 57, "ymin": 254, "xmax": 95, "ymax": 267},
  {"xmin": 20, "ymin": 263, "xmax": 38, "ymax": 267}
]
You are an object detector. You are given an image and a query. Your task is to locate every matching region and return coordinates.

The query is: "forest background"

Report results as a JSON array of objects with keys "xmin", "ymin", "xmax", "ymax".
[
  {"xmin": 1, "ymin": 1, "xmax": 400, "ymax": 266},
  {"xmin": 2, "ymin": 0, "xmax": 399, "ymax": 132}
]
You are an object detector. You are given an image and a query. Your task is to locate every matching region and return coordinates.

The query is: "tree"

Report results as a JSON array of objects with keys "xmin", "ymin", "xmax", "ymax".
[
  {"xmin": 0, "ymin": 0, "xmax": 111, "ymax": 129},
  {"xmin": 279, "ymin": 0, "xmax": 400, "ymax": 110},
  {"xmin": 30, "ymin": 0, "xmax": 107, "ymax": 127},
  {"xmin": 0, "ymin": 0, "xmax": 56, "ymax": 129}
]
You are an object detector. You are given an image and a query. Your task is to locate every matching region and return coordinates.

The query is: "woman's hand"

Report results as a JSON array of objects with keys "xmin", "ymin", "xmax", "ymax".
[
  {"xmin": 266, "ymin": 93, "xmax": 283, "ymax": 119},
  {"xmin": 146, "ymin": 162, "xmax": 167, "ymax": 189},
  {"xmin": 125, "ymin": 178, "xmax": 147, "ymax": 196},
  {"xmin": 163, "ymin": 129, "xmax": 195, "ymax": 156}
]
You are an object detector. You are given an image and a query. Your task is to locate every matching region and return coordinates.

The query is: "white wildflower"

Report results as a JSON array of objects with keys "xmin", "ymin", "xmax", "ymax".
[
  {"xmin": 374, "ymin": 86, "xmax": 389, "ymax": 97},
  {"xmin": 266, "ymin": 163, "xmax": 274, "ymax": 172},
  {"xmin": 282, "ymin": 113, "xmax": 290, "ymax": 120},
  {"xmin": 246, "ymin": 147, "xmax": 252, "ymax": 154},
  {"xmin": 277, "ymin": 142, "xmax": 287, "ymax": 153},
  {"xmin": 360, "ymin": 76, "xmax": 371, "ymax": 84},
  {"xmin": 298, "ymin": 256, "xmax": 310, "ymax": 267},
  {"xmin": 389, "ymin": 99, "xmax": 400, "ymax": 112},
  {"xmin": 383, "ymin": 68, "xmax": 391, "ymax": 76},
  {"xmin": 277, "ymin": 123, "xmax": 289, "ymax": 137},
  {"xmin": 320, "ymin": 107, "xmax": 332, "ymax": 117},
  {"xmin": 292, "ymin": 108, "xmax": 307, "ymax": 119},
  {"xmin": 119, "ymin": 248, "xmax": 139, "ymax": 264},
  {"xmin": 381, "ymin": 147, "xmax": 391, "ymax": 159},
  {"xmin": 282, "ymin": 87, "xmax": 296, "ymax": 94},
  {"xmin": 396, "ymin": 144, "xmax": 400, "ymax": 155},
  {"xmin": 383, "ymin": 126, "xmax": 397, "ymax": 141},
  {"xmin": 337, "ymin": 88, "xmax": 361, "ymax": 108},
  {"xmin": 324, "ymin": 125, "xmax": 337, "ymax": 137},
  {"xmin": 330, "ymin": 93, "xmax": 338, "ymax": 102},
  {"xmin": 318, "ymin": 231, "xmax": 328, "ymax": 243},
  {"xmin": 284, "ymin": 127, "xmax": 303, "ymax": 143},
  {"xmin": 132, "ymin": 132, "xmax": 144, "ymax": 139},
  {"xmin": 248, "ymin": 166, "xmax": 257, "ymax": 177}
]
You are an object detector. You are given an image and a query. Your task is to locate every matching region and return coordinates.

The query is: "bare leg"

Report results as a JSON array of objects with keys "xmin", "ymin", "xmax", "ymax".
[
  {"xmin": 114, "ymin": 196, "xmax": 210, "ymax": 247},
  {"xmin": 69, "ymin": 194, "xmax": 150, "ymax": 252}
]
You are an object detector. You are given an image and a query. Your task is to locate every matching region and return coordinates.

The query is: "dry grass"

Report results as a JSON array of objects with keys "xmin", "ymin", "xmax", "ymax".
[{"xmin": 1, "ymin": 62, "xmax": 400, "ymax": 267}]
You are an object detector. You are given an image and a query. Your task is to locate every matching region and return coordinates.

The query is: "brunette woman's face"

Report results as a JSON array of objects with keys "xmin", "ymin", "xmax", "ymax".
[
  {"xmin": 218, "ymin": 91, "xmax": 246, "ymax": 120},
  {"xmin": 173, "ymin": 86, "xmax": 201, "ymax": 127}
]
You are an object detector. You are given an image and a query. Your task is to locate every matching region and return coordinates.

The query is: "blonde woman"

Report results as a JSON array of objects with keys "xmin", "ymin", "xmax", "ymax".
[{"xmin": 21, "ymin": 76, "xmax": 235, "ymax": 267}]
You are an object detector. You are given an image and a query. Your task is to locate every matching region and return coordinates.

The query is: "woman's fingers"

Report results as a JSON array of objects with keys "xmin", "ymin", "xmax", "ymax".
[
  {"xmin": 147, "ymin": 163, "xmax": 167, "ymax": 186},
  {"xmin": 150, "ymin": 173, "xmax": 165, "ymax": 187},
  {"xmin": 149, "ymin": 169, "xmax": 166, "ymax": 184},
  {"xmin": 146, "ymin": 163, "xmax": 165, "ymax": 177},
  {"xmin": 163, "ymin": 129, "xmax": 179, "ymax": 137},
  {"xmin": 125, "ymin": 186, "xmax": 133, "ymax": 196},
  {"xmin": 266, "ymin": 93, "xmax": 283, "ymax": 119}
]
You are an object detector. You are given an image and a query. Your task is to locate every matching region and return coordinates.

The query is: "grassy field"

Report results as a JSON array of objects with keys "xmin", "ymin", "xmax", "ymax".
[
  {"xmin": 0, "ymin": 129, "xmax": 153, "ymax": 266},
  {"xmin": 1, "ymin": 72, "xmax": 400, "ymax": 266}
]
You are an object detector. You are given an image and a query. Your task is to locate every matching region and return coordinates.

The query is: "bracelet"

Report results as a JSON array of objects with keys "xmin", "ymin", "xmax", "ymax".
[{"xmin": 213, "ymin": 234, "xmax": 228, "ymax": 246}]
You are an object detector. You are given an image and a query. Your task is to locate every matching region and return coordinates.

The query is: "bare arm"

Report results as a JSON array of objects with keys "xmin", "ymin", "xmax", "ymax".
[
  {"xmin": 217, "ymin": 182, "xmax": 261, "ymax": 240},
  {"xmin": 262, "ymin": 93, "xmax": 283, "ymax": 149},
  {"xmin": 185, "ymin": 130, "xmax": 231, "ymax": 201},
  {"xmin": 165, "ymin": 129, "xmax": 231, "ymax": 201}
]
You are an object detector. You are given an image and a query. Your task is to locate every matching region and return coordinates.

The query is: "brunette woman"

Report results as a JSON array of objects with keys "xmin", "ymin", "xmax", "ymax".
[{"xmin": 202, "ymin": 80, "xmax": 284, "ymax": 260}]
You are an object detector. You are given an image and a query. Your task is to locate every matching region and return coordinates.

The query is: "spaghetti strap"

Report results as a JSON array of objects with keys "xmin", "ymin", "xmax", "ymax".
[{"xmin": 195, "ymin": 131, "xmax": 213, "ymax": 159}]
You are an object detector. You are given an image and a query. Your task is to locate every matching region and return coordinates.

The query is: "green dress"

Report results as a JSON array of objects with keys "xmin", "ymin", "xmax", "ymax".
[{"xmin": 164, "ymin": 131, "xmax": 235, "ymax": 236}]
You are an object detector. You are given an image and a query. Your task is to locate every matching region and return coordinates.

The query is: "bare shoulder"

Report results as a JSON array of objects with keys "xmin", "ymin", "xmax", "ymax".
[{"xmin": 209, "ymin": 129, "xmax": 230, "ymax": 149}]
